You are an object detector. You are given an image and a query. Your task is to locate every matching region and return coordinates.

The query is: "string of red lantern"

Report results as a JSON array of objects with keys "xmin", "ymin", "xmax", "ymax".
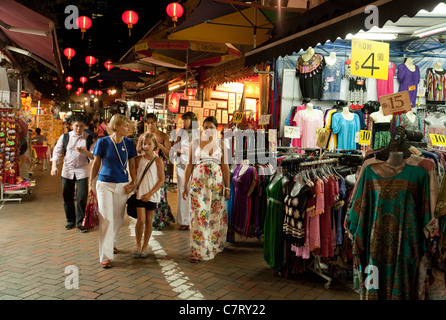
[
  {"xmin": 122, "ymin": 10, "xmax": 138, "ymax": 36},
  {"xmin": 85, "ymin": 56, "xmax": 96, "ymax": 72},
  {"xmin": 104, "ymin": 60, "xmax": 113, "ymax": 71},
  {"xmin": 80, "ymin": 77, "xmax": 87, "ymax": 86},
  {"xmin": 65, "ymin": 76, "xmax": 73, "ymax": 83},
  {"xmin": 66, "ymin": 84, "xmax": 72, "ymax": 91},
  {"xmin": 76, "ymin": 16, "xmax": 92, "ymax": 39},
  {"xmin": 63, "ymin": 48, "xmax": 75, "ymax": 66},
  {"xmin": 166, "ymin": 3, "xmax": 184, "ymax": 26}
]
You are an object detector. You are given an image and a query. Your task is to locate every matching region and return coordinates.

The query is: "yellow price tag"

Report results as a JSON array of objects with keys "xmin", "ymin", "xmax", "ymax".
[
  {"xmin": 351, "ymin": 39, "xmax": 389, "ymax": 80},
  {"xmin": 359, "ymin": 130, "xmax": 372, "ymax": 145},
  {"xmin": 232, "ymin": 112, "xmax": 243, "ymax": 123},
  {"xmin": 430, "ymin": 134, "xmax": 446, "ymax": 146}
]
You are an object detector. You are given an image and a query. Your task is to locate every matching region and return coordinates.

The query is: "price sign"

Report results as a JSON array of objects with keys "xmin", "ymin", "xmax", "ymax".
[
  {"xmin": 351, "ymin": 39, "xmax": 389, "ymax": 80},
  {"xmin": 430, "ymin": 134, "xmax": 446, "ymax": 147},
  {"xmin": 259, "ymin": 114, "xmax": 271, "ymax": 125},
  {"xmin": 284, "ymin": 126, "xmax": 300, "ymax": 138},
  {"xmin": 232, "ymin": 112, "xmax": 243, "ymax": 123},
  {"xmin": 316, "ymin": 130, "xmax": 330, "ymax": 148},
  {"xmin": 358, "ymin": 130, "xmax": 372, "ymax": 145},
  {"xmin": 379, "ymin": 91, "xmax": 412, "ymax": 116}
]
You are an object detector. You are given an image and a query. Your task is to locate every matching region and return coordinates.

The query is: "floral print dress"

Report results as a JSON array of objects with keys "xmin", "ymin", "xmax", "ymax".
[{"xmin": 190, "ymin": 146, "xmax": 228, "ymax": 261}]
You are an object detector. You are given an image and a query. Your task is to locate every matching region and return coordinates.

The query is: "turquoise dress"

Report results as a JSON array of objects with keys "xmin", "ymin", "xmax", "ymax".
[
  {"xmin": 331, "ymin": 112, "xmax": 361, "ymax": 150},
  {"xmin": 348, "ymin": 164, "xmax": 431, "ymax": 300}
]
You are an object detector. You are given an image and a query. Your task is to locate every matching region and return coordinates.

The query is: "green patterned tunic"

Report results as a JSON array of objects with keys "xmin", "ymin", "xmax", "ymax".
[{"xmin": 348, "ymin": 164, "xmax": 431, "ymax": 299}]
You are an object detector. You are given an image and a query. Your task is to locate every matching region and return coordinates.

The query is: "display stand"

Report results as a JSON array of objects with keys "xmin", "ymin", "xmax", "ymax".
[
  {"xmin": 307, "ymin": 253, "xmax": 332, "ymax": 289},
  {"xmin": 0, "ymin": 180, "xmax": 28, "ymax": 203}
]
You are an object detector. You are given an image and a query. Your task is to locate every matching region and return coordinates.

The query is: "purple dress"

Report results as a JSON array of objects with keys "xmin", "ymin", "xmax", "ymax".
[
  {"xmin": 232, "ymin": 165, "xmax": 255, "ymax": 236},
  {"xmin": 397, "ymin": 63, "xmax": 420, "ymax": 107}
]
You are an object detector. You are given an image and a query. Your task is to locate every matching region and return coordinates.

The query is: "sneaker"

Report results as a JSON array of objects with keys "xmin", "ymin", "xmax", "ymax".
[
  {"xmin": 78, "ymin": 227, "xmax": 88, "ymax": 233},
  {"xmin": 65, "ymin": 223, "xmax": 75, "ymax": 230}
]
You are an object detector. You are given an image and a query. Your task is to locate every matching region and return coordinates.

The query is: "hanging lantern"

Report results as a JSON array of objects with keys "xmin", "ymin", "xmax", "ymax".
[
  {"xmin": 63, "ymin": 48, "xmax": 75, "ymax": 66},
  {"xmin": 66, "ymin": 76, "xmax": 73, "ymax": 83},
  {"xmin": 104, "ymin": 60, "xmax": 113, "ymax": 71},
  {"xmin": 166, "ymin": 3, "xmax": 184, "ymax": 25},
  {"xmin": 94, "ymin": 90, "xmax": 98, "ymax": 95},
  {"xmin": 107, "ymin": 89, "xmax": 111, "ymax": 95},
  {"xmin": 88, "ymin": 89, "xmax": 94, "ymax": 95},
  {"xmin": 97, "ymin": 79, "xmax": 103, "ymax": 85},
  {"xmin": 98, "ymin": 90, "xmax": 103, "ymax": 96},
  {"xmin": 79, "ymin": 77, "xmax": 87, "ymax": 86},
  {"xmin": 122, "ymin": 10, "xmax": 139, "ymax": 36},
  {"xmin": 66, "ymin": 84, "xmax": 72, "ymax": 91},
  {"xmin": 85, "ymin": 56, "xmax": 96, "ymax": 72},
  {"xmin": 75, "ymin": 91, "xmax": 81, "ymax": 96},
  {"xmin": 76, "ymin": 16, "xmax": 92, "ymax": 39},
  {"xmin": 77, "ymin": 87, "xmax": 83, "ymax": 93}
]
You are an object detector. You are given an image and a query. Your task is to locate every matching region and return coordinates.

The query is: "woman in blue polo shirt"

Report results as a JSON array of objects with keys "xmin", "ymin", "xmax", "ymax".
[{"xmin": 90, "ymin": 114, "xmax": 138, "ymax": 268}]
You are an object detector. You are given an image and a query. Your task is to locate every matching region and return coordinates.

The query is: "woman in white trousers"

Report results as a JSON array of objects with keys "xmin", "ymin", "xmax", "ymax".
[
  {"xmin": 172, "ymin": 112, "xmax": 196, "ymax": 230},
  {"xmin": 90, "ymin": 114, "xmax": 138, "ymax": 268}
]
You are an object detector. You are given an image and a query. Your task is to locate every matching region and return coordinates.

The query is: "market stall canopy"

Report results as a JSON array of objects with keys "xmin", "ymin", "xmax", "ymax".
[
  {"xmin": 0, "ymin": 0, "xmax": 63, "ymax": 79},
  {"xmin": 90, "ymin": 68, "xmax": 154, "ymax": 83},
  {"xmin": 245, "ymin": 0, "xmax": 443, "ymax": 66},
  {"xmin": 167, "ymin": 0, "xmax": 275, "ymax": 47},
  {"xmin": 132, "ymin": 26, "xmax": 242, "ymax": 69}
]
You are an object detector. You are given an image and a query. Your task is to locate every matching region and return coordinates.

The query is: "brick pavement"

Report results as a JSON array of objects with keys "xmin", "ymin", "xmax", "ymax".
[{"xmin": 0, "ymin": 164, "xmax": 359, "ymax": 300}]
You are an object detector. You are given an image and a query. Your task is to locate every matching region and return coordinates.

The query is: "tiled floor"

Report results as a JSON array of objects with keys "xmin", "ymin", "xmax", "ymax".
[{"xmin": 0, "ymin": 164, "xmax": 359, "ymax": 300}]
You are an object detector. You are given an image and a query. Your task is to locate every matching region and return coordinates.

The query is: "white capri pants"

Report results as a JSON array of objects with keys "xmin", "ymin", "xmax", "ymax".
[{"xmin": 96, "ymin": 181, "xmax": 128, "ymax": 263}]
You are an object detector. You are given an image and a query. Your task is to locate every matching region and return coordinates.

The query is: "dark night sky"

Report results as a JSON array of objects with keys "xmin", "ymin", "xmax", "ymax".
[{"xmin": 15, "ymin": 0, "xmax": 175, "ymax": 97}]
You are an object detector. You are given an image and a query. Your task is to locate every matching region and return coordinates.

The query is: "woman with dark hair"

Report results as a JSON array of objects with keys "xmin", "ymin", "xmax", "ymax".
[
  {"xmin": 145, "ymin": 113, "xmax": 174, "ymax": 230},
  {"xmin": 182, "ymin": 116, "xmax": 230, "ymax": 262},
  {"xmin": 173, "ymin": 112, "xmax": 197, "ymax": 230}
]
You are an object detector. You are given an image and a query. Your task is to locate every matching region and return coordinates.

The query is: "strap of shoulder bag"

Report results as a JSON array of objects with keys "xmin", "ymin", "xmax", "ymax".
[{"xmin": 135, "ymin": 156, "xmax": 158, "ymax": 191}]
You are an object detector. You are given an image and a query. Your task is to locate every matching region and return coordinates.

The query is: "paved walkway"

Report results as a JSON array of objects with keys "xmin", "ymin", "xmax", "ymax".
[{"xmin": 0, "ymin": 164, "xmax": 358, "ymax": 300}]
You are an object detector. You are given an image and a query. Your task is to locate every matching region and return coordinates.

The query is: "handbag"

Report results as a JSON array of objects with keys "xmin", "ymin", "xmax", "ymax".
[
  {"xmin": 126, "ymin": 156, "xmax": 158, "ymax": 219},
  {"xmin": 82, "ymin": 191, "xmax": 99, "ymax": 229}
]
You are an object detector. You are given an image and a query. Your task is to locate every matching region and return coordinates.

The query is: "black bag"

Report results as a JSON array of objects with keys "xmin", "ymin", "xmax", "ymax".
[{"xmin": 126, "ymin": 156, "xmax": 158, "ymax": 218}]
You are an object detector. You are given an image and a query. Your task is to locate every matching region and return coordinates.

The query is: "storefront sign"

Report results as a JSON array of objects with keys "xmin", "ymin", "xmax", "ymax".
[
  {"xmin": 351, "ymin": 39, "xmax": 389, "ymax": 80},
  {"xmin": 222, "ymin": 110, "xmax": 229, "ymax": 124},
  {"xmin": 215, "ymin": 100, "xmax": 228, "ymax": 109},
  {"xmin": 379, "ymin": 91, "xmax": 412, "ymax": 116},
  {"xmin": 215, "ymin": 82, "xmax": 244, "ymax": 94},
  {"xmin": 211, "ymin": 91, "xmax": 229, "ymax": 100},
  {"xmin": 228, "ymin": 93, "xmax": 236, "ymax": 114},
  {"xmin": 188, "ymin": 100, "xmax": 202, "ymax": 108},
  {"xmin": 430, "ymin": 134, "xmax": 446, "ymax": 147},
  {"xmin": 316, "ymin": 130, "xmax": 330, "ymax": 148},
  {"xmin": 203, "ymin": 101, "xmax": 217, "ymax": 109},
  {"xmin": 358, "ymin": 130, "xmax": 372, "ymax": 145}
]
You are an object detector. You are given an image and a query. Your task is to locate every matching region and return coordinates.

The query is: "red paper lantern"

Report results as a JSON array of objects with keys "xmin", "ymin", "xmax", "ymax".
[
  {"xmin": 98, "ymin": 90, "xmax": 103, "ymax": 96},
  {"xmin": 85, "ymin": 56, "xmax": 96, "ymax": 71},
  {"xmin": 77, "ymin": 87, "xmax": 83, "ymax": 93},
  {"xmin": 65, "ymin": 76, "xmax": 73, "ymax": 83},
  {"xmin": 75, "ymin": 91, "xmax": 81, "ymax": 96},
  {"xmin": 76, "ymin": 16, "xmax": 92, "ymax": 39},
  {"xmin": 80, "ymin": 77, "xmax": 87, "ymax": 85},
  {"xmin": 166, "ymin": 3, "xmax": 184, "ymax": 23},
  {"xmin": 104, "ymin": 60, "xmax": 113, "ymax": 71},
  {"xmin": 122, "ymin": 10, "xmax": 138, "ymax": 36},
  {"xmin": 66, "ymin": 84, "xmax": 72, "ymax": 90},
  {"xmin": 88, "ymin": 89, "xmax": 94, "ymax": 95},
  {"xmin": 63, "ymin": 48, "xmax": 75, "ymax": 66},
  {"xmin": 94, "ymin": 90, "xmax": 98, "ymax": 95}
]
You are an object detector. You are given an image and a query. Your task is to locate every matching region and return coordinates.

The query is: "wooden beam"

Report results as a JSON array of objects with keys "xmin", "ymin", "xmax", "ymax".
[{"xmin": 211, "ymin": 0, "xmax": 308, "ymax": 13}]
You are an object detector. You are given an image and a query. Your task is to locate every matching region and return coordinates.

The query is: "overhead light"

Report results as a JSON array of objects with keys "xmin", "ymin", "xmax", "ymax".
[
  {"xmin": 345, "ymin": 32, "xmax": 397, "ymax": 40},
  {"xmin": 412, "ymin": 22, "xmax": 446, "ymax": 38}
]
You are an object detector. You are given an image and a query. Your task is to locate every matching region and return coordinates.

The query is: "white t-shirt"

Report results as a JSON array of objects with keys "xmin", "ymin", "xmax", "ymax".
[{"xmin": 136, "ymin": 156, "xmax": 160, "ymax": 203}]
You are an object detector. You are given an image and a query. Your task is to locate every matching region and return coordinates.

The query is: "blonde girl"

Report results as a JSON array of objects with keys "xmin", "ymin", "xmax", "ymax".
[{"xmin": 132, "ymin": 132, "xmax": 165, "ymax": 258}]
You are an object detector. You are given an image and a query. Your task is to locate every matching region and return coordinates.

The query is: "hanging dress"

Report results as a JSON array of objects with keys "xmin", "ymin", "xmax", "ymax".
[
  {"xmin": 232, "ymin": 165, "xmax": 256, "ymax": 236},
  {"xmin": 348, "ymin": 164, "xmax": 431, "ymax": 300},
  {"xmin": 190, "ymin": 145, "xmax": 228, "ymax": 261}
]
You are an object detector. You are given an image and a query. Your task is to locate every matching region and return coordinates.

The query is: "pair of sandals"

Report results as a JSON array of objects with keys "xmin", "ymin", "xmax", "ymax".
[
  {"xmin": 179, "ymin": 225, "xmax": 189, "ymax": 230},
  {"xmin": 101, "ymin": 247, "xmax": 119, "ymax": 268},
  {"xmin": 132, "ymin": 249, "xmax": 149, "ymax": 258}
]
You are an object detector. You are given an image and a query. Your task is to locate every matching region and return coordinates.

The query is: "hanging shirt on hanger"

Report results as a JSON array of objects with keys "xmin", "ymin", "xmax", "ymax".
[
  {"xmin": 377, "ymin": 62, "xmax": 396, "ymax": 99},
  {"xmin": 397, "ymin": 63, "xmax": 420, "ymax": 107},
  {"xmin": 426, "ymin": 68, "xmax": 446, "ymax": 103},
  {"xmin": 296, "ymin": 54, "xmax": 326, "ymax": 99},
  {"xmin": 321, "ymin": 57, "xmax": 345, "ymax": 101}
]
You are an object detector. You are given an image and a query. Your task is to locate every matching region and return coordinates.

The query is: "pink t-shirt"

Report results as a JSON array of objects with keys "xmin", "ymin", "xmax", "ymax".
[{"xmin": 377, "ymin": 63, "xmax": 396, "ymax": 99}]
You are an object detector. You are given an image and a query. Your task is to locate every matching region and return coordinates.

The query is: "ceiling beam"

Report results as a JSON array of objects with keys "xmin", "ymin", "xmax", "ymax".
[{"xmin": 211, "ymin": 0, "xmax": 307, "ymax": 13}]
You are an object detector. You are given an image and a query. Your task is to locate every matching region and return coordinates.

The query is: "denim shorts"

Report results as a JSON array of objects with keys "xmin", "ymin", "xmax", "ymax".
[{"xmin": 135, "ymin": 199, "xmax": 157, "ymax": 211}]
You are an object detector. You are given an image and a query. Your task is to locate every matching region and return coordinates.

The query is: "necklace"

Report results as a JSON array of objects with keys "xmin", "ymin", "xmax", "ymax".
[{"xmin": 110, "ymin": 135, "xmax": 128, "ymax": 175}]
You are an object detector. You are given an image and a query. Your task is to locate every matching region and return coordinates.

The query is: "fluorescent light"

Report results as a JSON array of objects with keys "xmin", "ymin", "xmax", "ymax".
[
  {"xmin": 169, "ymin": 84, "xmax": 181, "ymax": 91},
  {"xmin": 412, "ymin": 22, "xmax": 446, "ymax": 38},
  {"xmin": 345, "ymin": 32, "xmax": 397, "ymax": 40}
]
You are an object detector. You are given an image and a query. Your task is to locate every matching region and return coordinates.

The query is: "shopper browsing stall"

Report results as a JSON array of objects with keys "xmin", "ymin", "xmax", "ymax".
[
  {"xmin": 89, "ymin": 114, "xmax": 138, "ymax": 268},
  {"xmin": 50, "ymin": 114, "xmax": 94, "ymax": 232}
]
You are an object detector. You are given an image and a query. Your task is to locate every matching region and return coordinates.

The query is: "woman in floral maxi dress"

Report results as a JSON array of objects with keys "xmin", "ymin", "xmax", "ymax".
[{"xmin": 182, "ymin": 116, "xmax": 230, "ymax": 262}]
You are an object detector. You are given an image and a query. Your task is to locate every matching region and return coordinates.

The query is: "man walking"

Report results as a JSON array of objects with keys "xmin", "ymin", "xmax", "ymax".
[{"xmin": 51, "ymin": 114, "xmax": 95, "ymax": 232}]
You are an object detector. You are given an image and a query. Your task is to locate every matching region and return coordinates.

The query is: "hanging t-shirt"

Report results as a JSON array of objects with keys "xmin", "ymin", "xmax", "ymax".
[
  {"xmin": 377, "ymin": 62, "xmax": 396, "ymax": 99},
  {"xmin": 294, "ymin": 108, "xmax": 324, "ymax": 149},
  {"xmin": 296, "ymin": 53, "xmax": 326, "ymax": 99},
  {"xmin": 426, "ymin": 68, "xmax": 446, "ymax": 103},
  {"xmin": 331, "ymin": 112, "xmax": 361, "ymax": 150},
  {"xmin": 397, "ymin": 63, "xmax": 420, "ymax": 107},
  {"xmin": 321, "ymin": 57, "xmax": 345, "ymax": 101}
]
